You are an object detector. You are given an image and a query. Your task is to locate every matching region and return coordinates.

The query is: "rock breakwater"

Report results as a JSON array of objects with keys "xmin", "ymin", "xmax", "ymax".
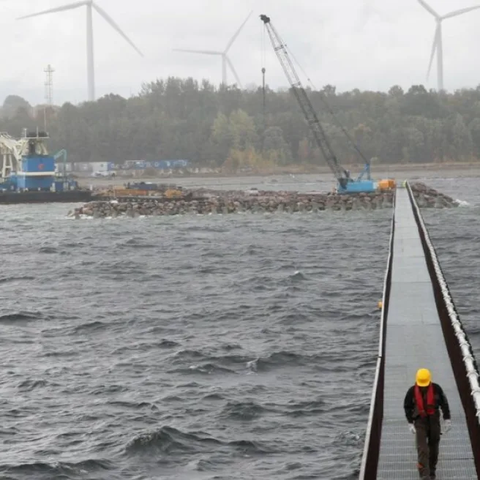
[{"xmin": 68, "ymin": 183, "xmax": 458, "ymax": 219}]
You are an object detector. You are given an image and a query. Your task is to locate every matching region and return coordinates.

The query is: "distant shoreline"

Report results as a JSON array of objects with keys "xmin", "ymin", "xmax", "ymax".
[
  {"xmin": 193, "ymin": 161, "xmax": 480, "ymax": 177},
  {"xmin": 77, "ymin": 161, "xmax": 480, "ymax": 188}
]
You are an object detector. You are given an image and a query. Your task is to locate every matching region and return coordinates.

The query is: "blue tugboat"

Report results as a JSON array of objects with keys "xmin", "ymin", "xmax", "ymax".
[{"xmin": 0, "ymin": 129, "xmax": 92, "ymax": 204}]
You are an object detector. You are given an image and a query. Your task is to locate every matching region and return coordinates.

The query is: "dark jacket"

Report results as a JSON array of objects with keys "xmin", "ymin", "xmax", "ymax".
[{"xmin": 404, "ymin": 383, "xmax": 451, "ymax": 423}]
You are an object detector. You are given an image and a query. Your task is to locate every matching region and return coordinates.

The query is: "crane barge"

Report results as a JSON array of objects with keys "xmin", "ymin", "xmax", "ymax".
[
  {"xmin": 0, "ymin": 129, "xmax": 91, "ymax": 204},
  {"xmin": 260, "ymin": 14, "xmax": 382, "ymax": 194}
]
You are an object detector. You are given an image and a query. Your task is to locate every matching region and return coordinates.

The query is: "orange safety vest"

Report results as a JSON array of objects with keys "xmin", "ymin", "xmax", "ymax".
[{"xmin": 414, "ymin": 384, "xmax": 435, "ymax": 417}]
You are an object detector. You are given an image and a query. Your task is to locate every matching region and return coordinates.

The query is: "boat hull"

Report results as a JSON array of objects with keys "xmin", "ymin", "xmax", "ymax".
[{"xmin": 0, "ymin": 190, "xmax": 92, "ymax": 204}]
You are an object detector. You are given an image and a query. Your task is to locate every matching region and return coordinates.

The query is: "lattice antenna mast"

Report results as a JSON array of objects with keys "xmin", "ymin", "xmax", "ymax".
[{"xmin": 44, "ymin": 64, "xmax": 55, "ymax": 105}]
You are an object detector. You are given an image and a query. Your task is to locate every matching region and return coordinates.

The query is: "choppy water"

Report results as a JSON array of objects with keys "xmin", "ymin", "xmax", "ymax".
[{"xmin": 0, "ymin": 174, "xmax": 478, "ymax": 480}]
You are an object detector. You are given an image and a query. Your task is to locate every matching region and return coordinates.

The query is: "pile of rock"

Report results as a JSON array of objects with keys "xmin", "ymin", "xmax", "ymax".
[
  {"xmin": 410, "ymin": 182, "xmax": 458, "ymax": 208},
  {"xmin": 67, "ymin": 183, "xmax": 458, "ymax": 219}
]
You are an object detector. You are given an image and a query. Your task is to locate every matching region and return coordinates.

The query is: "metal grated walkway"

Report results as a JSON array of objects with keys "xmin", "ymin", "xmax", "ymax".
[{"xmin": 376, "ymin": 188, "xmax": 477, "ymax": 479}]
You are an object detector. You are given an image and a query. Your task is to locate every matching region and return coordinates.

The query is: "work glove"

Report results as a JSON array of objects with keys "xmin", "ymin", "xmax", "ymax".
[
  {"xmin": 408, "ymin": 423, "xmax": 416, "ymax": 434},
  {"xmin": 443, "ymin": 419, "xmax": 452, "ymax": 434}
]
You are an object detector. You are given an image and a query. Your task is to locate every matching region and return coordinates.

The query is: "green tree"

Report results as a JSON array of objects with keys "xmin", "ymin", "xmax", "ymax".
[
  {"xmin": 452, "ymin": 114, "xmax": 473, "ymax": 160},
  {"xmin": 263, "ymin": 126, "xmax": 292, "ymax": 165},
  {"xmin": 2, "ymin": 76, "xmax": 480, "ymax": 168}
]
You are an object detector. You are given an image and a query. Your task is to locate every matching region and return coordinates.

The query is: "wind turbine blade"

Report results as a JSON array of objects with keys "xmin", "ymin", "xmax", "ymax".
[
  {"xmin": 426, "ymin": 25, "xmax": 439, "ymax": 80},
  {"xmin": 173, "ymin": 48, "xmax": 223, "ymax": 56},
  {"xmin": 443, "ymin": 5, "xmax": 480, "ymax": 19},
  {"xmin": 417, "ymin": 0, "xmax": 440, "ymax": 18},
  {"xmin": 224, "ymin": 10, "xmax": 253, "ymax": 53},
  {"xmin": 226, "ymin": 56, "xmax": 242, "ymax": 88},
  {"xmin": 92, "ymin": 3, "xmax": 143, "ymax": 57},
  {"xmin": 16, "ymin": 0, "xmax": 87, "ymax": 20}
]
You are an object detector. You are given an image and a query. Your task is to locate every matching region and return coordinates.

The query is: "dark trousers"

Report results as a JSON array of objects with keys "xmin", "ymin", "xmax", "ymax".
[{"xmin": 414, "ymin": 416, "xmax": 441, "ymax": 478}]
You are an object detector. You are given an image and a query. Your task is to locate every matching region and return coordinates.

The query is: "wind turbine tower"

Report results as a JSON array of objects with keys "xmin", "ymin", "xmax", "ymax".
[
  {"xmin": 44, "ymin": 64, "xmax": 55, "ymax": 105},
  {"xmin": 418, "ymin": 0, "xmax": 480, "ymax": 91},
  {"xmin": 173, "ymin": 11, "xmax": 253, "ymax": 88},
  {"xmin": 18, "ymin": 1, "xmax": 143, "ymax": 102}
]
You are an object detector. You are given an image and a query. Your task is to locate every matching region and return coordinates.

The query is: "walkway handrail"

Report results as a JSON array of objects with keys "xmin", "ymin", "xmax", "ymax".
[
  {"xmin": 358, "ymin": 192, "xmax": 396, "ymax": 479},
  {"xmin": 406, "ymin": 181, "xmax": 480, "ymax": 474},
  {"xmin": 407, "ymin": 182, "xmax": 480, "ymax": 423}
]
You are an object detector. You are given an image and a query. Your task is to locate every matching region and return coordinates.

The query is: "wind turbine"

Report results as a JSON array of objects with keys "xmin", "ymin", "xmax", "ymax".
[
  {"xmin": 173, "ymin": 11, "xmax": 253, "ymax": 88},
  {"xmin": 17, "ymin": 1, "xmax": 143, "ymax": 102},
  {"xmin": 418, "ymin": 0, "xmax": 480, "ymax": 91}
]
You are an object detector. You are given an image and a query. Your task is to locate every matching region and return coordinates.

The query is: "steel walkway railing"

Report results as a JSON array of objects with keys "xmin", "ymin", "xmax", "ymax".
[{"xmin": 360, "ymin": 185, "xmax": 479, "ymax": 479}]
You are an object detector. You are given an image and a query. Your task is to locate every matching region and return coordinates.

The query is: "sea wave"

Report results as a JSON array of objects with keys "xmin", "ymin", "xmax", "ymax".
[{"xmin": 0, "ymin": 181, "xmax": 477, "ymax": 479}]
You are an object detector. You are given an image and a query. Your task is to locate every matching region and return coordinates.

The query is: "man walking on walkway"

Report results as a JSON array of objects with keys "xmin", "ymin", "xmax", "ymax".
[{"xmin": 404, "ymin": 368, "xmax": 451, "ymax": 480}]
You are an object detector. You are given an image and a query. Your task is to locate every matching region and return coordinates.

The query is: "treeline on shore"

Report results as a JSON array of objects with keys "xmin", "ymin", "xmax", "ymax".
[{"xmin": 2, "ymin": 79, "xmax": 480, "ymax": 170}]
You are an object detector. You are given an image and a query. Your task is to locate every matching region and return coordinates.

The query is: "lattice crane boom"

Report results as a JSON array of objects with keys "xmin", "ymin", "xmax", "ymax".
[{"xmin": 260, "ymin": 14, "xmax": 349, "ymax": 188}]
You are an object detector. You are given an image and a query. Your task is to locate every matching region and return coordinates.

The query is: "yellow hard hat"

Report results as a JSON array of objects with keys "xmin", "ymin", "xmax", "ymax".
[{"xmin": 416, "ymin": 368, "xmax": 431, "ymax": 387}]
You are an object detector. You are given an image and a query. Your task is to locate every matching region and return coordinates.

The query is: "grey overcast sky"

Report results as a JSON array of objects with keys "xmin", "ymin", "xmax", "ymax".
[{"xmin": 3, "ymin": 0, "xmax": 480, "ymax": 105}]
